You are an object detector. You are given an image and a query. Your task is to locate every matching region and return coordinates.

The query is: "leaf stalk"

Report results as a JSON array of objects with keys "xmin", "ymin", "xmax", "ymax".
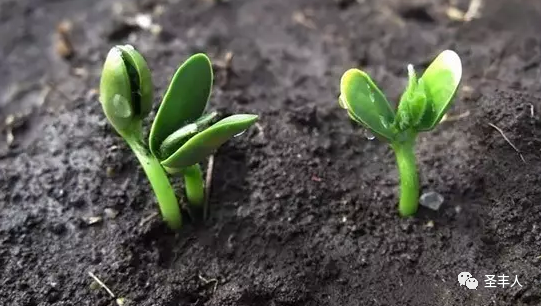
[
  {"xmin": 181, "ymin": 163, "xmax": 205, "ymax": 209},
  {"xmin": 125, "ymin": 134, "xmax": 183, "ymax": 230}
]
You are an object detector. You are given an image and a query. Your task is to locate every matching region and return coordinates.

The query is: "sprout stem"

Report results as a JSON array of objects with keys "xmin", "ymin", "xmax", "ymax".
[
  {"xmin": 391, "ymin": 138, "xmax": 419, "ymax": 217},
  {"xmin": 125, "ymin": 136, "xmax": 182, "ymax": 230},
  {"xmin": 182, "ymin": 163, "xmax": 205, "ymax": 208}
]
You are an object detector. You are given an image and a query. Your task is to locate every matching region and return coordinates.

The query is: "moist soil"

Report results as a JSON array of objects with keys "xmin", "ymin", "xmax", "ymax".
[{"xmin": 2, "ymin": 0, "xmax": 541, "ymax": 305}]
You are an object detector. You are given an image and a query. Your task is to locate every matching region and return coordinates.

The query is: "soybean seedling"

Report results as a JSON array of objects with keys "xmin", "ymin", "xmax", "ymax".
[
  {"xmin": 99, "ymin": 45, "xmax": 258, "ymax": 229},
  {"xmin": 338, "ymin": 50, "xmax": 462, "ymax": 216}
]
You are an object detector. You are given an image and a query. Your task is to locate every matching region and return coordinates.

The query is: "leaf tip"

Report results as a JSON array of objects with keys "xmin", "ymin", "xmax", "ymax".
[
  {"xmin": 438, "ymin": 50, "xmax": 462, "ymax": 85},
  {"xmin": 340, "ymin": 68, "xmax": 361, "ymax": 87},
  {"xmin": 233, "ymin": 113, "xmax": 259, "ymax": 123},
  {"xmin": 246, "ymin": 114, "xmax": 259, "ymax": 121},
  {"xmin": 190, "ymin": 53, "xmax": 212, "ymax": 68}
]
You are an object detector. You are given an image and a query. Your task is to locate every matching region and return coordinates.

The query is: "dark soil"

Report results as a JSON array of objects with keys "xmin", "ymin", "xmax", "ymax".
[{"xmin": 2, "ymin": 0, "xmax": 541, "ymax": 305}]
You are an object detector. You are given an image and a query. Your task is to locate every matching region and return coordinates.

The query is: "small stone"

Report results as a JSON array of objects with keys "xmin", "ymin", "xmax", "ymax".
[
  {"xmin": 48, "ymin": 275, "xmax": 61, "ymax": 289},
  {"xmin": 104, "ymin": 208, "xmax": 119, "ymax": 219},
  {"xmin": 89, "ymin": 281, "xmax": 100, "ymax": 290},
  {"xmin": 106, "ymin": 166, "xmax": 115, "ymax": 177},
  {"xmin": 86, "ymin": 216, "xmax": 102, "ymax": 225},
  {"xmin": 86, "ymin": 88, "xmax": 99, "ymax": 101},
  {"xmin": 134, "ymin": 14, "xmax": 152, "ymax": 29},
  {"xmin": 150, "ymin": 24, "xmax": 162, "ymax": 35},
  {"xmin": 6, "ymin": 129, "xmax": 14, "ymax": 146},
  {"xmin": 425, "ymin": 220, "xmax": 435, "ymax": 228},
  {"xmin": 419, "ymin": 191, "xmax": 444, "ymax": 210},
  {"xmin": 401, "ymin": 222, "xmax": 411, "ymax": 233},
  {"xmin": 5, "ymin": 115, "xmax": 15, "ymax": 125}
]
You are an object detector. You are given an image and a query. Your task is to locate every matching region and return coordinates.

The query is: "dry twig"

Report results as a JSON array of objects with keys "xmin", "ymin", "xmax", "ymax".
[
  {"xmin": 447, "ymin": 0, "xmax": 483, "ymax": 22},
  {"xmin": 204, "ymin": 155, "xmax": 215, "ymax": 220},
  {"xmin": 198, "ymin": 274, "xmax": 218, "ymax": 293},
  {"xmin": 88, "ymin": 272, "xmax": 115, "ymax": 298},
  {"xmin": 441, "ymin": 110, "xmax": 470, "ymax": 123},
  {"xmin": 56, "ymin": 20, "xmax": 74, "ymax": 59},
  {"xmin": 488, "ymin": 122, "xmax": 526, "ymax": 163}
]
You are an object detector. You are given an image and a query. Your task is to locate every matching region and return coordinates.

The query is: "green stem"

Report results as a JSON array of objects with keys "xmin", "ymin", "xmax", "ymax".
[
  {"xmin": 125, "ymin": 136, "xmax": 182, "ymax": 230},
  {"xmin": 391, "ymin": 138, "xmax": 419, "ymax": 217},
  {"xmin": 181, "ymin": 163, "xmax": 205, "ymax": 207}
]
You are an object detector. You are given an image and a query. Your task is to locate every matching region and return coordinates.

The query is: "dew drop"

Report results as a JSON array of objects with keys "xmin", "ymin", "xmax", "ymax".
[
  {"xmin": 338, "ymin": 95, "xmax": 348, "ymax": 110},
  {"xmin": 366, "ymin": 83, "xmax": 375, "ymax": 103},
  {"xmin": 419, "ymin": 191, "xmax": 444, "ymax": 211},
  {"xmin": 364, "ymin": 130, "xmax": 375, "ymax": 140},
  {"xmin": 112, "ymin": 94, "xmax": 132, "ymax": 118},
  {"xmin": 379, "ymin": 115, "xmax": 389, "ymax": 129},
  {"xmin": 234, "ymin": 130, "xmax": 246, "ymax": 138}
]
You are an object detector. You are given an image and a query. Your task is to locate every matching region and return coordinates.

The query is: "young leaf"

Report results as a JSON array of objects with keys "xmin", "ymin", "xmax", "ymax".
[
  {"xmin": 398, "ymin": 64, "xmax": 418, "ymax": 107},
  {"xmin": 99, "ymin": 47, "xmax": 135, "ymax": 131},
  {"xmin": 408, "ymin": 80, "xmax": 429, "ymax": 127},
  {"xmin": 161, "ymin": 114, "xmax": 258, "ymax": 170},
  {"xmin": 396, "ymin": 65, "xmax": 417, "ymax": 130},
  {"xmin": 416, "ymin": 50, "xmax": 462, "ymax": 131},
  {"xmin": 116, "ymin": 45, "xmax": 153, "ymax": 118},
  {"xmin": 159, "ymin": 112, "xmax": 219, "ymax": 159},
  {"xmin": 396, "ymin": 67, "xmax": 429, "ymax": 131},
  {"xmin": 340, "ymin": 69, "xmax": 396, "ymax": 140},
  {"xmin": 149, "ymin": 54, "xmax": 213, "ymax": 157}
]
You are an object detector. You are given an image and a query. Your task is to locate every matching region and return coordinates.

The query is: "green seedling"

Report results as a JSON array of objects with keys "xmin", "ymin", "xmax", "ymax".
[
  {"xmin": 99, "ymin": 45, "xmax": 258, "ymax": 229},
  {"xmin": 338, "ymin": 50, "xmax": 462, "ymax": 216}
]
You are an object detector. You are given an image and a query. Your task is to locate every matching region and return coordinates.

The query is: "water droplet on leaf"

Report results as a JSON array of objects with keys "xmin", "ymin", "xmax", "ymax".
[
  {"xmin": 366, "ymin": 83, "xmax": 375, "ymax": 103},
  {"xmin": 364, "ymin": 130, "xmax": 375, "ymax": 140},
  {"xmin": 379, "ymin": 115, "xmax": 389, "ymax": 129},
  {"xmin": 112, "ymin": 94, "xmax": 132, "ymax": 118},
  {"xmin": 419, "ymin": 191, "xmax": 444, "ymax": 210}
]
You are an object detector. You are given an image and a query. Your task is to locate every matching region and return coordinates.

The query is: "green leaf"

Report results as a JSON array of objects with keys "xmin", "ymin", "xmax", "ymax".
[
  {"xmin": 99, "ymin": 47, "xmax": 134, "ymax": 131},
  {"xmin": 99, "ymin": 45, "xmax": 154, "ymax": 135},
  {"xmin": 408, "ymin": 80, "xmax": 429, "ymax": 127},
  {"xmin": 116, "ymin": 45, "xmax": 153, "ymax": 118},
  {"xmin": 395, "ymin": 65, "xmax": 429, "ymax": 130},
  {"xmin": 161, "ymin": 114, "xmax": 258, "ymax": 170},
  {"xmin": 340, "ymin": 69, "xmax": 396, "ymax": 141},
  {"xmin": 398, "ymin": 64, "xmax": 418, "ymax": 109},
  {"xmin": 416, "ymin": 50, "xmax": 462, "ymax": 131},
  {"xmin": 159, "ymin": 111, "xmax": 218, "ymax": 159},
  {"xmin": 149, "ymin": 53, "xmax": 213, "ymax": 157}
]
